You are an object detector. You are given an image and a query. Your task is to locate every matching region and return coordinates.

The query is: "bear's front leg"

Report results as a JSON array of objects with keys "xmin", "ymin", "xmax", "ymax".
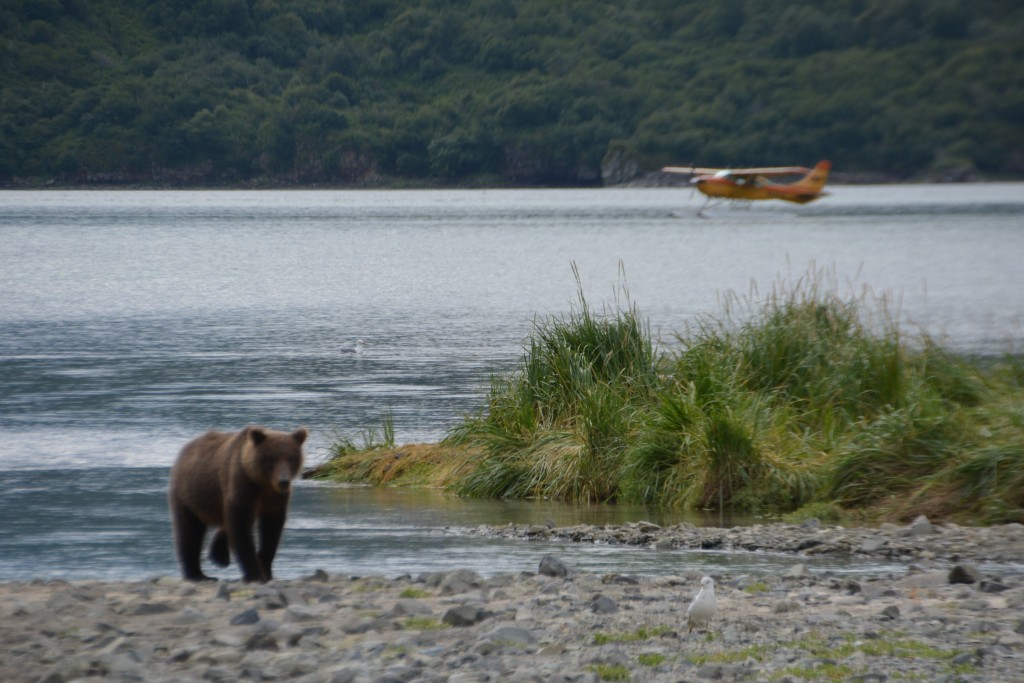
[
  {"xmin": 226, "ymin": 504, "xmax": 268, "ymax": 582},
  {"xmin": 257, "ymin": 509, "xmax": 287, "ymax": 581}
]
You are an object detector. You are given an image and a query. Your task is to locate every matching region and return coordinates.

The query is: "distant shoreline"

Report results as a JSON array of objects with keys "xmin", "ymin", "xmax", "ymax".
[{"xmin": 3, "ymin": 171, "xmax": 1020, "ymax": 192}]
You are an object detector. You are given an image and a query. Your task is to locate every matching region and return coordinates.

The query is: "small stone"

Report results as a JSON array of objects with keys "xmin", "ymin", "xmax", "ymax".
[
  {"xmin": 861, "ymin": 539, "xmax": 884, "ymax": 553},
  {"xmin": 326, "ymin": 668, "xmax": 360, "ymax": 683},
  {"xmin": 851, "ymin": 674, "xmax": 888, "ymax": 682},
  {"xmin": 879, "ymin": 605, "xmax": 900, "ymax": 620},
  {"xmin": 175, "ymin": 606, "xmax": 205, "ymax": 624},
  {"xmin": 909, "ymin": 514, "xmax": 934, "ymax": 536},
  {"xmin": 280, "ymin": 652, "xmax": 320, "ymax": 675},
  {"xmin": 176, "ymin": 583, "xmax": 198, "ymax": 597},
  {"xmin": 697, "ymin": 663, "xmax": 723, "ymax": 679},
  {"xmin": 284, "ymin": 604, "xmax": 321, "ymax": 622},
  {"xmin": 952, "ymin": 652, "xmax": 978, "ymax": 667},
  {"xmin": 131, "ymin": 602, "xmax": 174, "ymax": 616},
  {"xmin": 305, "ymin": 569, "xmax": 330, "ymax": 582},
  {"xmin": 482, "ymin": 625, "xmax": 536, "ymax": 645},
  {"xmin": 997, "ymin": 631, "xmax": 1024, "ymax": 647},
  {"xmin": 901, "ymin": 571, "xmax": 948, "ymax": 588},
  {"xmin": 602, "ymin": 574, "xmax": 639, "ymax": 585},
  {"xmin": 212, "ymin": 633, "xmax": 243, "ymax": 647},
  {"xmin": 438, "ymin": 569, "xmax": 484, "ymax": 595},
  {"xmin": 203, "ymin": 665, "xmax": 235, "ymax": 682},
  {"xmin": 538, "ymin": 556, "xmax": 568, "ymax": 578},
  {"xmin": 97, "ymin": 635, "xmax": 127, "ymax": 656},
  {"xmin": 948, "ymin": 563, "xmax": 982, "ymax": 584},
  {"xmin": 978, "ymin": 579, "xmax": 1011, "ymax": 593},
  {"xmin": 255, "ymin": 585, "xmax": 287, "ymax": 609},
  {"xmin": 443, "ymin": 605, "xmax": 493, "ymax": 627},
  {"xmin": 785, "ymin": 563, "xmax": 810, "ymax": 579},
  {"xmin": 391, "ymin": 600, "xmax": 431, "ymax": 616},
  {"xmin": 231, "ymin": 608, "xmax": 261, "ymax": 626},
  {"xmin": 773, "ymin": 601, "xmax": 801, "ymax": 614},
  {"xmin": 245, "ymin": 633, "xmax": 279, "ymax": 651},
  {"xmin": 169, "ymin": 646, "xmax": 198, "ymax": 663},
  {"xmin": 588, "ymin": 595, "xmax": 618, "ymax": 614}
]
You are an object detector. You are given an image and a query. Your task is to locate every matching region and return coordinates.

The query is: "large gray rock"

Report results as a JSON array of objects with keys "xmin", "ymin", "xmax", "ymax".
[
  {"xmin": 442, "ymin": 605, "xmax": 493, "ymax": 627},
  {"xmin": 538, "ymin": 556, "xmax": 568, "ymax": 578},
  {"xmin": 482, "ymin": 625, "xmax": 537, "ymax": 645},
  {"xmin": 949, "ymin": 563, "xmax": 982, "ymax": 584},
  {"xmin": 979, "ymin": 578, "xmax": 1011, "ymax": 593},
  {"xmin": 588, "ymin": 595, "xmax": 618, "ymax": 614},
  {"xmin": 909, "ymin": 514, "xmax": 935, "ymax": 536}
]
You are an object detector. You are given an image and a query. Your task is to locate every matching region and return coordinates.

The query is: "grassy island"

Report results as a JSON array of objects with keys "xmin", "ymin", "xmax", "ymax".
[{"xmin": 313, "ymin": 272, "xmax": 1024, "ymax": 524}]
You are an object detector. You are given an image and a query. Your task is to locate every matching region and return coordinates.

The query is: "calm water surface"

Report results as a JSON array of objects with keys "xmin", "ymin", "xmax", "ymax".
[{"xmin": 1, "ymin": 186, "xmax": 1022, "ymax": 581}]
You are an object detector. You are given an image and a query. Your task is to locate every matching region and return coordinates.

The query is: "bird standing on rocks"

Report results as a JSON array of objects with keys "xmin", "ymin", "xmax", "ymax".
[{"xmin": 686, "ymin": 575, "xmax": 717, "ymax": 632}]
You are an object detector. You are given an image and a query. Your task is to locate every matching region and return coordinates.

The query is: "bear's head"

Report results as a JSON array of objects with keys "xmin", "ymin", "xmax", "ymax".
[{"xmin": 243, "ymin": 426, "xmax": 308, "ymax": 493}]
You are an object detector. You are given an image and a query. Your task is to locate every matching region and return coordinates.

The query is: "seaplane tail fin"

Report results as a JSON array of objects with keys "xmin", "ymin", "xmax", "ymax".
[{"xmin": 787, "ymin": 160, "xmax": 831, "ymax": 194}]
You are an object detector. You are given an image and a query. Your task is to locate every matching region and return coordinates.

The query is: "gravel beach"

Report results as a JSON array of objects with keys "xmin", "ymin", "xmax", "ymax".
[{"xmin": 5, "ymin": 518, "xmax": 1024, "ymax": 683}]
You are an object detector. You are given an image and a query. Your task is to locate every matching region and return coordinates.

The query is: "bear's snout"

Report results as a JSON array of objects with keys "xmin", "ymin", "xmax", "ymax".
[{"xmin": 272, "ymin": 461, "xmax": 296, "ymax": 492}]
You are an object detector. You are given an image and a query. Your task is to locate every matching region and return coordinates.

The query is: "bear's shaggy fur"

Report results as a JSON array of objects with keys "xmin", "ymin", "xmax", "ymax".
[{"xmin": 168, "ymin": 426, "xmax": 307, "ymax": 582}]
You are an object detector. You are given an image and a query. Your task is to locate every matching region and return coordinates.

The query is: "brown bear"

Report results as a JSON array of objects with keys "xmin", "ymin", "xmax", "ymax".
[{"xmin": 168, "ymin": 425, "xmax": 307, "ymax": 582}]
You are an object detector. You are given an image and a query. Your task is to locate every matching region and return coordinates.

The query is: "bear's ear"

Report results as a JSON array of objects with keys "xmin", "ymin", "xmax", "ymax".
[
  {"xmin": 249, "ymin": 428, "xmax": 267, "ymax": 446},
  {"xmin": 292, "ymin": 427, "xmax": 308, "ymax": 445}
]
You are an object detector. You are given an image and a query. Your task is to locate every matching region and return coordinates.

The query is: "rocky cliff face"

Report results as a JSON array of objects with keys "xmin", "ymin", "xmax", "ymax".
[{"xmin": 600, "ymin": 148, "xmax": 643, "ymax": 186}]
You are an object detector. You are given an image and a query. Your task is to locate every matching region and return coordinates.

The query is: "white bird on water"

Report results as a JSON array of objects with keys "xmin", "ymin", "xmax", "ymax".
[
  {"xmin": 686, "ymin": 575, "xmax": 717, "ymax": 632},
  {"xmin": 340, "ymin": 340, "xmax": 366, "ymax": 354}
]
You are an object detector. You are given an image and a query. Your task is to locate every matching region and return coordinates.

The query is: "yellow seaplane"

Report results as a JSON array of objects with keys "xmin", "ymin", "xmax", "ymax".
[{"xmin": 662, "ymin": 160, "xmax": 832, "ymax": 216}]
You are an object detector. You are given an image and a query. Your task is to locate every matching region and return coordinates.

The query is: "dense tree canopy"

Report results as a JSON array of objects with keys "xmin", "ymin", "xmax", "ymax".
[{"xmin": 2, "ymin": 0, "xmax": 1022, "ymax": 186}]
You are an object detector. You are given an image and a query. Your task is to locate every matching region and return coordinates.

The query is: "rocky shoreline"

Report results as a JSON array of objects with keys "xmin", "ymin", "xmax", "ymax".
[
  {"xmin": 4, "ymin": 519, "xmax": 1024, "ymax": 683},
  {"xmin": 468, "ymin": 516, "xmax": 1024, "ymax": 566}
]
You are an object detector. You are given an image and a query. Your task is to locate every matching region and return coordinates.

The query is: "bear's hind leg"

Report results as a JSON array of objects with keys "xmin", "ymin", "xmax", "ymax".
[
  {"xmin": 171, "ymin": 501, "xmax": 214, "ymax": 581},
  {"xmin": 208, "ymin": 529, "xmax": 230, "ymax": 567}
]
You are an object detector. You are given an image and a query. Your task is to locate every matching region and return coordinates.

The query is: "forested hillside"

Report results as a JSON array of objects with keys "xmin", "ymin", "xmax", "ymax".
[{"xmin": 2, "ymin": 0, "xmax": 1023, "ymax": 186}]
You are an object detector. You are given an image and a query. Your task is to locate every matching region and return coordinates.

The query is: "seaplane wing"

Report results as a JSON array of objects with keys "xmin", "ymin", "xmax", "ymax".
[{"xmin": 662, "ymin": 165, "xmax": 812, "ymax": 176}]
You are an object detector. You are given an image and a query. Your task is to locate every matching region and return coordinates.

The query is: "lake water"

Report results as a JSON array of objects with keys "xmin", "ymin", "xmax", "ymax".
[{"xmin": 1, "ymin": 185, "xmax": 1023, "ymax": 582}]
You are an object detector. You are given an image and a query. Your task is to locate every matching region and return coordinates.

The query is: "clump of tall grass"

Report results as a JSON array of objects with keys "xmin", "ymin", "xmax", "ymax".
[
  {"xmin": 619, "ymin": 273, "xmax": 907, "ymax": 511},
  {"xmin": 323, "ymin": 267, "xmax": 1024, "ymax": 522},
  {"xmin": 447, "ymin": 266, "xmax": 655, "ymax": 502}
]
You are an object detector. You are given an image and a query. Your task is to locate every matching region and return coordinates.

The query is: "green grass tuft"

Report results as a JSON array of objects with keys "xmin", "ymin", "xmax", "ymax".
[
  {"xmin": 403, "ymin": 617, "xmax": 447, "ymax": 631},
  {"xmin": 588, "ymin": 664, "xmax": 630, "ymax": 681},
  {"xmin": 637, "ymin": 653, "xmax": 666, "ymax": 666},
  {"xmin": 325, "ymin": 267, "xmax": 1024, "ymax": 522}
]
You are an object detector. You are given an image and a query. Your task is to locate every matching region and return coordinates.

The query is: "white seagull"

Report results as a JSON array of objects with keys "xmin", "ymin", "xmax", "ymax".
[
  {"xmin": 686, "ymin": 575, "xmax": 717, "ymax": 633},
  {"xmin": 340, "ymin": 339, "xmax": 366, "ymax": 354}
]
